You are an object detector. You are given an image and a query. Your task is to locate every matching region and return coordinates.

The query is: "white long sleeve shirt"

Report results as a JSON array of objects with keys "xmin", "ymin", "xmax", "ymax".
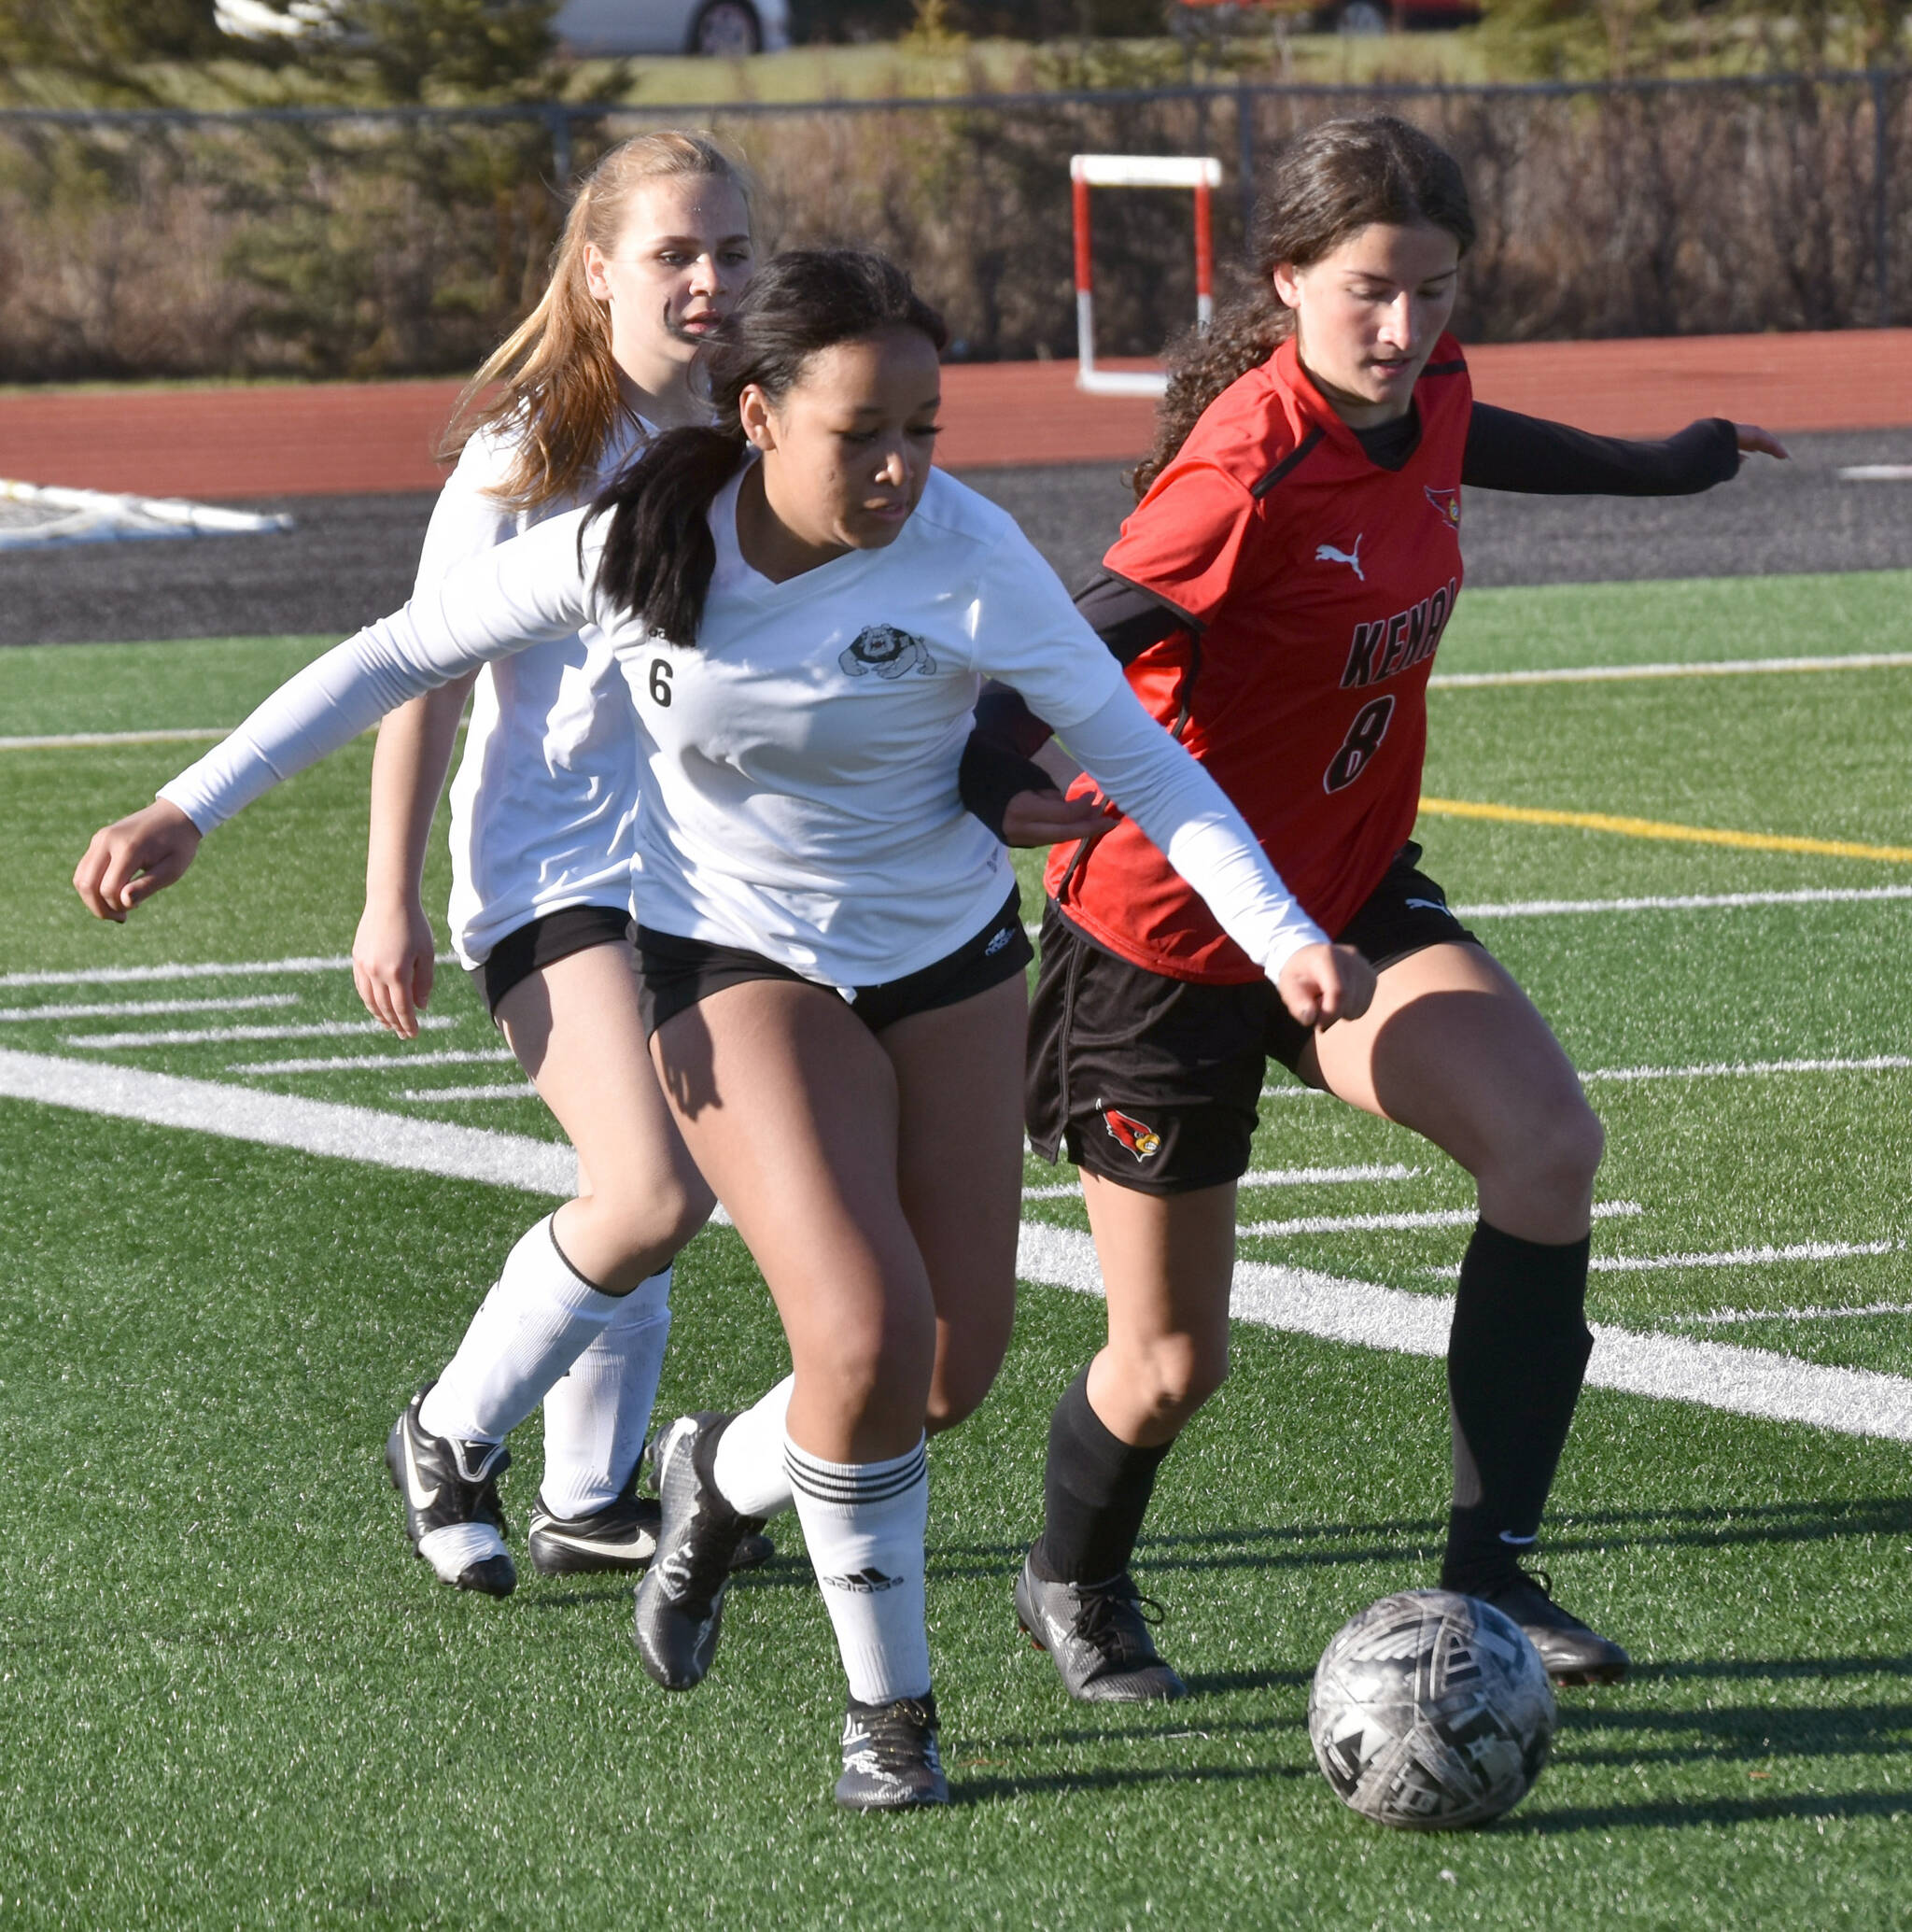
[{"xmin": 163, "ymin": 465, "xmax": 1327, "ymax": 987}]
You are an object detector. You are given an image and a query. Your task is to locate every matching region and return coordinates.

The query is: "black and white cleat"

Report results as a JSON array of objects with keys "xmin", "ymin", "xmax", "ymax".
[
  {"xmin": 835, "ymin": 1693, "xmax": 949, "ymax": 1811},
  {"xmin": 529, "ymin": 1465, "xmax": 779, "ymax": 1578},
  {"xmin": 385, "ymin": 1385, "xmax": 515, "ymax": 1598},
  {"xmin": 1469, "ymin": 1568, "xmax": 1631, "ymax": 1687},
  {"xmin": 1014, "ymin": 1553, "xmax": 1187, "ymax": 1702}
]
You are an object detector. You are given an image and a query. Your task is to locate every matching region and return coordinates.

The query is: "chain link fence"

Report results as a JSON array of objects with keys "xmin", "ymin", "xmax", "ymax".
[{"xmin": 1, "ymin": 70, "xmax": 1905, "ymax": 382}]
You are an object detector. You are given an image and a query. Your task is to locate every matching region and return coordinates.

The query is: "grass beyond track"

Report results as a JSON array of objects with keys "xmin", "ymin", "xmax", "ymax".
[{"xmin": 3, "ymin": 573, "xmax": 1909, "ymax": 1928}]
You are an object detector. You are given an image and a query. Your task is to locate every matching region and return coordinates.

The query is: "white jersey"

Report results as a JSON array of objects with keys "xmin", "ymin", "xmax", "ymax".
[
  {"xmin": 423, "ymin": 414, "xmax": 646, "ymax": 967},
  {"xmin": 162, "ymin": 465, "xmax": 1328, "ymax": 987}
]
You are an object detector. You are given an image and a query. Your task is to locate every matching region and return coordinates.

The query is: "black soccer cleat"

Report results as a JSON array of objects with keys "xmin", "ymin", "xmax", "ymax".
[
  {"xmin": 1466, "ymin": 1567, "xmax": 1631, "ymax": 1687},
  {"xmin": 631, "ymin": 1412, "xmax": 765, "ymax": 1690},
  {"xmin": 835, "ymin": 1692, "xmax": 950, "ymax": 1811},
  {"xmin": 528, "ymin": 1465, "xmax": 779, "ymax": 1578},
  {"xmin": 1014, "ymin": 1553, "xmax": 1187, "ymax": 1702},
  {"xmin": 385, "ymin": 1385, "xmax": 516, "ymax": 1598}
]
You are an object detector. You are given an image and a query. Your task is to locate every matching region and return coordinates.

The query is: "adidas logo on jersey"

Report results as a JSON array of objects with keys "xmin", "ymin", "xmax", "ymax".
[{"xmin": 1339, "ymin": 578, "xmax": 1458, "ymax": 690}]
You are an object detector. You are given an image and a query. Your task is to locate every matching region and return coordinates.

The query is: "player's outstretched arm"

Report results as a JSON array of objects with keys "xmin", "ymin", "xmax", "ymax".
[
  {"xmin": 73, "ymin": 798, "xmax": 202, "ymax": 923},
  {"xmin": 1735, "ymin": 422, "xmax": 1789, "ymax": 461},
  {"xmin": 353, "ymin": 675, "xmax": 475, "ymax": 1038},
  {"xmin": 1275, "ymin": 941, "xmax": 1376, "ymax": 1031}
]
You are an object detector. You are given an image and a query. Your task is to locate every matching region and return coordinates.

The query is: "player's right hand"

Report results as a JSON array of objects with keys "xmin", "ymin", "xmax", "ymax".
[
  {"xmin": 1274, "ymin": 941, "xmax": 1376, "ymax": 1031},
  {"xmin": 73, "ymin": 799, "xmax": 202, "ymax": 924},
  {"xmin": 353, "ymin": 895, "xmax": 437, "ymax": 1039}
]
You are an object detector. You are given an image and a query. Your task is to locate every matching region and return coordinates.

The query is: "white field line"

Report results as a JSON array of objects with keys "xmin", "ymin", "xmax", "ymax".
[
  {"xmin": 1020, "ymin": 1162, "xmax": 1417, "ymax": 1201},
  {"xmin": 0, "ymin": 994, "xmax": 298, "ymax": 1022},
  {"xmin": 0, "ymin": 953, "xmax": 454, "ymax": 990},
  {"xmin": 1673, "ymin": 1299, "xmax": 1912, "ymax": 1327},
  {"xmin": 1838, "ymin": 464, "xmax": 1912, "ymax": 481},
  {"xmin": 1589, "ymin": 1240, "xmax": 1901, "ymax": 1274},
  {"xmin": 1454, "ymin": 884, "xmax": 1912, "ymax": 919},
  {"xmin": 0, "ymin": 1048, "xmax": 576, "ymax": 1196},
  {"xmin": 66, "ymin": 1017, "xmax": 457, "ymax": 1049},
  {"xmin": 1581, "ymin": 1054, "xmax": 1912, "ymax": 1084},
  {"xmin": 1242, "ymin": 1200, "xmax": 1641, "ymax": 1239},
  {"xmin": 0, "ymin": 726, "xmax": 230, "ymax": 751},
  {"xmin": 1427, "ymin": 651, "xmax": 1912, "ymax": 689},
  {"xmin": 5, "ymin": 1045, "xmax": 1906, "ymax": 1444},
  {"xmin": 237, "ymin": 1047, "xmax": 516, "ymax": 1075},
  {"xmin": 1014, "ymin": 1223, "xmax": 1912, "ymax": 1444},
  {"xmin": 401, "ymin": 1083, "xmax": 540, "ymax": 1103}
]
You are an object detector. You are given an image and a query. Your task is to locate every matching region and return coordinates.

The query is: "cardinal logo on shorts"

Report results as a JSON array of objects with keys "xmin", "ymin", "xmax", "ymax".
[
  {"xmin": 1425, "ymin": 485, "xmax": 1462, "ymax": 531},
  {"xmin": 839, "ymin": 624, "xmax": 937, "ymax": 680},
  {"xmin": 1102, "ymin": 1106, "xmax": 1162, "ymax": 1162}
]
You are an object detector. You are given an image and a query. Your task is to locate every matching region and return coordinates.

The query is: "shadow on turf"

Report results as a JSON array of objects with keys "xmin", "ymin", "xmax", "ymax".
[
  {"xmin": 949, "ymin": 1759, "xmax": 1312, "ymax": 1805},
  {"xmin": 1512, "ymin": 1787, "xmax": 1912, "ymax": 1835},
  {"xmin": 1555, "ymin": 1696, "xmax": 1912, "ymax": 1768}
]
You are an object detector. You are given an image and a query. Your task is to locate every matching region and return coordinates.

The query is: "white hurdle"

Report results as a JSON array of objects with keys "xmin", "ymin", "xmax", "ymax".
[{"xmin": 1071, "ymin": 153, "xmax": 1223, "ymax": 398}]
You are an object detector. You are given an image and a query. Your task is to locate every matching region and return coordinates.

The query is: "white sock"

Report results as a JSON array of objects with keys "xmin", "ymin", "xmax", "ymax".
[
  {"xmin": 710, "ymin": 1374, "xmax": 797, "ymax": 1519},
  {"xmin": 786, "ymin": 1433, "xmax": 931, "ymax": 1705},
  {"xmin": 539, "ymin": 1266, "xmax": 672, "ymax": 1518},
  {"xmin": 420, "ymin": 1215, "xmax": 620, "ymax": 1444}
]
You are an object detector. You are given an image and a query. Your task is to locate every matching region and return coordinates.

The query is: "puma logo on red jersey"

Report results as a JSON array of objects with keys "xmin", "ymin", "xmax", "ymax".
[
  {"xmin": 1314, "ymin": 533, "xmax": 1365, "ymax": 580},
  {"xmin": 1339, "ymin": 578, "xmax": 1458, "ymax": 690},
  {"xmin": 1425, "ymin": 485, "xmax": 1462, "ymax": 530},
  {"xmin": 1101, "ymin": 1107, "xmax": 1161, "ymax": 1161}
]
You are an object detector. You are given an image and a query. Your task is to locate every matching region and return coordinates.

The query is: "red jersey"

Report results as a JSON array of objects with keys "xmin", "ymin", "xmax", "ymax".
[{"xmin": 1047, "ymin": 332, "xmax": 1471, "ymax": 982}]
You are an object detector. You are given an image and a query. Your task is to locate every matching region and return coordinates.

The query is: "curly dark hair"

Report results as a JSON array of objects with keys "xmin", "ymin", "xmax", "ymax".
[{"xmin": 1132, "ymin": 116, "xmax": 1476, "ymax": 499}]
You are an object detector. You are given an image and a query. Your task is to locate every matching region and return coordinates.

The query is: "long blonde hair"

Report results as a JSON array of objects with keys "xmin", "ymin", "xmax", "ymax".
[{"xmin": 443, "ymin": 130, "xmax": 757, "ymax": 512}]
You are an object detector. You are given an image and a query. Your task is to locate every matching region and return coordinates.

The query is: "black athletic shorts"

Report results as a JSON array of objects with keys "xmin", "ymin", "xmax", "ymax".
[
  {"xmin": 636, "ymin": 882, "xmax": 1033, "ymax": 1040},
  {"xmin": 469, "ymin": 903, "xmax": 635, "ymax": 1021},
  {"xmin": 1025, "ymin": 844, "xmax": 1481, "ymax": 1195}
]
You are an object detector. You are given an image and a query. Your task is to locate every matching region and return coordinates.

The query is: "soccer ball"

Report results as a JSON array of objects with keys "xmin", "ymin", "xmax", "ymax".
[{"xmin": 1307, "ymin": 1589, "xmax": 1556, "ymax": 1830}]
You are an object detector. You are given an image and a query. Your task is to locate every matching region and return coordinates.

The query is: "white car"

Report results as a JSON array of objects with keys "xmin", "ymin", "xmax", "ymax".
[{"xmin": 215, "ymin": 0, "xmax": 790, "ymax": 57}]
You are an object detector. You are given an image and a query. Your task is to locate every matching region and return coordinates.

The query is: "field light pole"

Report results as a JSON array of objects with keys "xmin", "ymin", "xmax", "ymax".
[{"xmin": 1071, "ymin": 153, "xmax": 1222, "ymax": 398}]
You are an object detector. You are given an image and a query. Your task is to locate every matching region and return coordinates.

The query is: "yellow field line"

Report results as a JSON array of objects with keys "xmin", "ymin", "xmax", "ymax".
[{"xmin": 1419, "ymin": 797, "xmax": 1912, "ymax": 863}]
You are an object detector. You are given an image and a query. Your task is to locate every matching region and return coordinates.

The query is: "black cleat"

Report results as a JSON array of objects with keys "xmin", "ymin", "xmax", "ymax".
[
  {"xmin": 384, "ymin": 1385, "xmax": 515, "ymax": 1598},
  {"xmin": 835, "ymin": 1693, "xmax": 949, "ymax": 1811},
  {"xmin": 528, "ymin": 1465, "xmax": 779, "ymax": 1578},
  {"xmin": 631, "ymin": 1413, "xmax": 765, "ymax": 1689},
  {"xmin": 1467, "ymin": 1568, "xmax": 1630, "ymax": 1687},
  {"xmin": 1014, "ymin": 1553, "xmax": 1187, "ymax": 1702}
]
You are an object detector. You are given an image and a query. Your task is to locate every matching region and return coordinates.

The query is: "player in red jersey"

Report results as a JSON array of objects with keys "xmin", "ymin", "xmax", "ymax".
[{"xmin": 990, "ymin": 116, "xmax": 1786, "ymax": 1698}]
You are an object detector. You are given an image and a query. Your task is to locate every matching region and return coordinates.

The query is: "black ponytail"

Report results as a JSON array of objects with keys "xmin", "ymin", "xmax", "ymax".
[{"xmin": 586, "ymin": 248, "xmax": 948, "ymax": 647}]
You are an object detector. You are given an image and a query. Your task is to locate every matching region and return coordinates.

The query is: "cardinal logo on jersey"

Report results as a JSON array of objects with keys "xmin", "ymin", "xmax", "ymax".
[
  {"xmin": 1314, "ymin": 533, "xmax": 1365, "ymax": 580},
  {"xmin": 839, "ymin": 624, "xmax": 937, "ymax": 680},
  {"xmin": 1101, "ymin": 1106, "xmax": 1161, "ymax": 1162},
  {"xmin": 1425, "ymin": 485, "xmax": 1462, "ymax": 531}
]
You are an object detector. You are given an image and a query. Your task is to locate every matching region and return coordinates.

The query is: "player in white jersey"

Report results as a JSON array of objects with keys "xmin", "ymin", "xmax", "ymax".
[{"xmin": 76, "ymin": 250, "xmax": 1372, "ymax": 1810}]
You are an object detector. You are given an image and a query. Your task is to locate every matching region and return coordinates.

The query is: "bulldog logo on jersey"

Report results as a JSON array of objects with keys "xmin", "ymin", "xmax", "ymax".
[
  {"xmin": 1425, "ymin": 485, "xmax": 1462, "ymax": 532},
  {"xmin": 839, "ymin": 624, "xmax": 937, "ymax": 680},
  {"xmin": 1102, "ymin": 1106, "xmax": 1162, "ymax": 1162}
]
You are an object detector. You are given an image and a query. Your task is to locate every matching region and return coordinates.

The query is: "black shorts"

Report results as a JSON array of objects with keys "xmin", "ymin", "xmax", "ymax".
[
  {"xmin": 1025, "ymin": 844, "xmax": 1481, "ymax": 1195},
  {"xmin": 468, "ymin": 903, "xmax": 635, "ymax": 1021},
  {"xmin": 636, "ymin": 882, "xmax": 1033, "ymax": 1040}
]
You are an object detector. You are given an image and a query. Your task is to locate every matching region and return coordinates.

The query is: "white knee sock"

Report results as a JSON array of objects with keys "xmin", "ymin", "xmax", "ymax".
[
  {"xmin": 539, "ymin": 1266, "xmax": 672, "ymax": 1517},
  {"xmin": 710, "ymin": 1374, "xmax": 797, "ymax": 1519},
  {"xmin": 420, "ymin": 1215, "xmax": 620, "ymax": 1445},
  {"xmin": 786, "ymin": 1433, "xmax": 932, "ymax": 1705}
]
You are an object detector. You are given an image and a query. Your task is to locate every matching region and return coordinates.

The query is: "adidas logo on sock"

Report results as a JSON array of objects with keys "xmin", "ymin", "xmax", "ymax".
[{"xmin": 820, "ymin": 1566, "xmax": 904, "ymax": 1593}]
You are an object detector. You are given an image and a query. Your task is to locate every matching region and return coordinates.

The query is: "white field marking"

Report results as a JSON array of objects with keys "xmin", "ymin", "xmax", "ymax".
[
  {"xmin": 1014, "ymin": 1222, "xmax": 1912, "ymax": 1444},
  {"xmin": 1589, "ymin": 1240, "xmax": 1901, "ymax": 1275},
  {"xmin": 236, "ymin": 1047, "xmax": 516, "ymax": 1075},
  {"xmin": 4, "ymin": 1045, "xmax": 1905, "ymax": 1443},
  {"xmin": 65, "ymin": 1017, "xmax": 457, "ymax": 1049},
  {"xmin": 0, "ymin": 726, "xmax": 230, "ymax": 751},
  {"xmin": 1454, "ymin": 884, "xmax": 1912, "ymax": 919},
  {"xmin": 400, "ymin": 1083, "xmax": 540, "ymax": 1103},
  {"xmin": 1672, "ymin": 1299, "xmax": 1912, "ymax": 1327},
  {"xmin": 0, "ymin": 1048, "xmax": 578, "ymax": 1196},
  {"xmin": 1260, "ymin": 1084, "xmax": 1331, "ymax": 1100},
  {"xmin": 1242, "ymin": 1200, "xmax": 1641, "ymax": 1239},
  {"xmin": 1838, "ymin": 464, "xmax": 1912, "ymax": 481},
  {"xmin": 0, "ymin": 994, "xmax": 298, "ymax": 1022},
  {"xmin": 1427, "ymin": 651, "xmax": 1912, "ymax": 689},
  {"xmin": 1019, "ymin": 1162, "xmax": 1420, "ymax": 1200},
  {"xmin": 0, "ymin": 952, "xmax": 455, "ymax": 990},
  {"xmin": 1582, "ymin": 1054, "xmax": 1912, "ymax": 1084}
]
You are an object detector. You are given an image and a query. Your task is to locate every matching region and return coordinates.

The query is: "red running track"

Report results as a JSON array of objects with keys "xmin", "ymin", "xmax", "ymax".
[{"xmin": 5, "ymin": 331, "xmax": 1910, "ymax": 501}]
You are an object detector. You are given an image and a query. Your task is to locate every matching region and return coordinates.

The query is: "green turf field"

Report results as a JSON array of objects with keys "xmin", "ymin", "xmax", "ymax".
[{"xmin": 4, "ymin": 573, "xmax": 1909, "ymax": 1928}]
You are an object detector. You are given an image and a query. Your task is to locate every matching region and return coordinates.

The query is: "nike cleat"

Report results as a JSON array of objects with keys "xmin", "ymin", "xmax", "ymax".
[
  {"xmin": 835, "ymin": 1693, "xmax": 949, "ymax": 1811},
  {"xmin": 1014, "ymin": 1553, "xmax": 1187, "ymax": 1702},
  {"xmin": 528, "ymin": 1465, "xmax": 779, "ymax": 1578},
  {"xmin": 1468, "ymin": 1568, "xmax": 1631, "ymax": 1687},
  {"xmin": 631, "ymin": 1413, "xmax": 765, "ymax": 1689},
  {"xmin": 385, "ymin": 1385, "xmax": 515, "ymax": 1598}
]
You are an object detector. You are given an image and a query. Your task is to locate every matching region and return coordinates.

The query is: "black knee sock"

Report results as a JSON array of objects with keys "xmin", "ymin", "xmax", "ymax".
[
  {"xmin": 1031, "ymin": 1368, "xmax": 1175, "ymax": 1586},
  {"xmin": 1441, "ymin": 1219, "xmax": 1594, "ymax": 1592}
]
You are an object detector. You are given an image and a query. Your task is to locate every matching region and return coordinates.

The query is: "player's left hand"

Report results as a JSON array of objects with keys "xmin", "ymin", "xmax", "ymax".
[
  {"xmin": 73, "ymin": 798, "xmax": 203, "ymax": 923},
  {"xmin": 1735, "ymin": 423, "xmax": 1789, "ymax": 460},
  {"xmin": 999, "ymin": 787, "xmax": 1118, "ymax": 850}
]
